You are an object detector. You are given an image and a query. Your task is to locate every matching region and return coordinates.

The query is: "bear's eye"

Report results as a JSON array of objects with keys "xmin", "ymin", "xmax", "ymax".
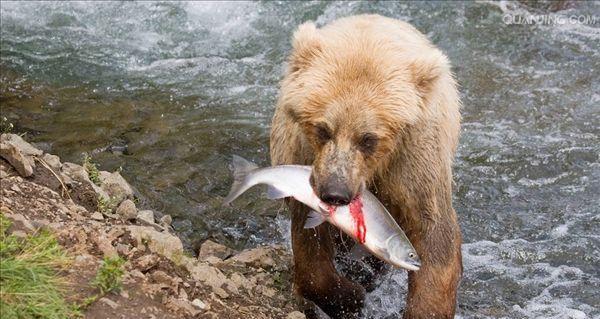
[
  {"xmin": 358, "ymin": 133, "xmax": 378, "ymax": 155},
  {"xmin": 315, "ymin": 125, "xmax": 332, "ymax": 143}
]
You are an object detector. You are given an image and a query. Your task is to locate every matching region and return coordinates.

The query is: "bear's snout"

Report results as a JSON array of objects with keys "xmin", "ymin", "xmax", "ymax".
[{"xmin": 318, "ymin": 174, "xmax": 353, "ymax": 206}]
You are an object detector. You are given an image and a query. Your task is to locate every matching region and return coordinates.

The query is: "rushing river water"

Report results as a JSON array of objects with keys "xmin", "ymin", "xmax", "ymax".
[{"xmin": 1, "ymin": 1, "xmax": 599, "ymax": 318}]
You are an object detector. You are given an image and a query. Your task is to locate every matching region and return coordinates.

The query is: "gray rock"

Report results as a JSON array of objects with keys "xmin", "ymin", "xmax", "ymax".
[
  {"xmin": 0, "ymin": 133, "xmax": 41, "ymax": 177},
  {"xmin": 99, "ymin": 171, "xmax": 133, "ymax": 204},
  {"xmin": 1, "ymin": 134, "xmax": 43, "ymax": 156},
  {"xmin": 198, "ymin": 240, "xmax": 235, "ymax": 261},
  {"xmin": 126, "ymin": 225, "xmax": 183, "ymax": 259},
  {"xmin": 116, "ymin": 199, "xmax": 137, "ymax": 220},
  {"xmin": 41, "ymin": 153, "xmax": 61, "ymax": 172},
  {"xmin": 137, "ymin": 210, "xmax": 155, "ymax": 224}
]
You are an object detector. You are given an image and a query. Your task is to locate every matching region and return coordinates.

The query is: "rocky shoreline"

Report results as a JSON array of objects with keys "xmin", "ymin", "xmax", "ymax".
[{"xmin": 0, "ymin": 133, "xmax": 304, "ymax": 319}]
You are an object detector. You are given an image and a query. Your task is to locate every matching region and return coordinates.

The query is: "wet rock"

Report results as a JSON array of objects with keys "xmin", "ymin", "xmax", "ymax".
[
  {"xmin": 286, "ymin": 311, "xmax": 306, "ymax": 319},
  {"xmin": 99, "ymin": 171, "xmax": 133, "ymax": 204},
  {"xmin": 41, "ymin": 153, "xmax": 61, "ymax": 172},
  {"xmin": 0, "ymin": 133, "xmax": 41, "ymax": 177},
  {"xmin": 90, "ymin": 211, "xmax": 104, "ymax": 221},
  {"xmin": 135, "ymin": 254, "xmax": 160, "ymax": 272},
  {"xmin": 99, "ymin": 297, "xmax": 119, "ymax": 309},
  {"xmin": 116, "ymin": 199, "xmax": 137, "ymax": 220},
  {"xmin": 137, "ymin": 210, "xmax": 155, "ymax": 224},
  {"xmin": 126, "ymin": 225, "xmax": 183, "ymax": 259},
  {"xmin": 198, "ymin": 240, "xmax": 235, "ymax": 261}
]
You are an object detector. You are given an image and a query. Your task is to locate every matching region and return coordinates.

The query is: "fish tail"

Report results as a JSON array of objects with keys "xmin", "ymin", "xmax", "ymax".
[{"xmin": 222, "ymin": 155, "xmax": 259, "ymax": 206}]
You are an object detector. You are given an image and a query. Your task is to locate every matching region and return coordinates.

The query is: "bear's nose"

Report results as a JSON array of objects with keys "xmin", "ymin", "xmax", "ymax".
[{"xmin": 319, "ymin": 181, "xmax": 352, "ymax": 206}]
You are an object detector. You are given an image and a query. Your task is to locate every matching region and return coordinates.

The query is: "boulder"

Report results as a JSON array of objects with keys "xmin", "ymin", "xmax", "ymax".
[
  {"xmin": 99, "ymin": 171, "xmax": 133, "ymax": 204},
  {"xmin": 116, "ymin": 199, "xmax": 137, "ymax": 220},
  {"xmin": 0, "ymin": 133, "xmax": 42, "ymax": 177},
  {"xmin": 198, "ymin": 240, "xmax": 235, "ymax": 261},
  {"xmin": 126, "ymin": 225, "xmax": 183, "ymax": 259},
  {"xmin": 137, "ymin": 210, "xmax": 155, "ymax": 224}
]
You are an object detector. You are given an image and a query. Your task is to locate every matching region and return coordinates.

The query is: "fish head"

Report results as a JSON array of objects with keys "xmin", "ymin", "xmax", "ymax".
[{"xmin": 386, "ymin": 234, "xmax": 421, "ymax": 271}]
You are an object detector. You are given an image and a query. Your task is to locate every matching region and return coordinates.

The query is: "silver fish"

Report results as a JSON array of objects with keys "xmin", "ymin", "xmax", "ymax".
[{"xmin": 223, "ymin": 155, "xmax": 421, "ymax": 271}]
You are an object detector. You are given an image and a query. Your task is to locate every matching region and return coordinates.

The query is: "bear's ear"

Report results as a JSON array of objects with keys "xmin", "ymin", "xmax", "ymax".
[
  {"xmin": 409, "ymin": 49, "xmax": 451, "ymax": 96},
  {"xmin": 289, "ymin": 22, "xmax": 323, "ymax": 73}
]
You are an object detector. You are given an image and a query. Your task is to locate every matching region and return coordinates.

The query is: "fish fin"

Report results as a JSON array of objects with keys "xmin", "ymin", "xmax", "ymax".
[
  {"xmin": 222, "ymin": 155, "xmax": 259, "ymax": 206},
  {"xmin": 349, "ymin": 244, "xmax": 370, "ymax": 260},
  {"xmin": 303, "ymin": 210, "xmax": 326, "ymax": 229},
  {"xmin": 266, "ymin": 186, "xmax": 289, "ymax": 200}
]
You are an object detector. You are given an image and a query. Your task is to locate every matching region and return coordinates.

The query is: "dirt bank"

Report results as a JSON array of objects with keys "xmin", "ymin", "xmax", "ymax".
[{"xmin": 0, "ymin": 133, "xmax": 304, "ymax": 319}]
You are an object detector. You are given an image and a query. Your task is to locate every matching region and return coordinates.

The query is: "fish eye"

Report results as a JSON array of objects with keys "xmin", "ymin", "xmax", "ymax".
[{"xmin": 408, "ymin": 252, "xmax": 416, "ymax": 259}]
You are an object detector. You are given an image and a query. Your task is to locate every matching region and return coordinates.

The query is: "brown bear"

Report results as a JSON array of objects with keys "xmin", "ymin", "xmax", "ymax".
[{"xmin": 270, "ymin": 14, "xmax": 462, "ymax": 319}]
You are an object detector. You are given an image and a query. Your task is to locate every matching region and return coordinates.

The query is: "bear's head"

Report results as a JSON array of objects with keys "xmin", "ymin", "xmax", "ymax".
[{"xmin": 280, "ymin": 21, "xmax": 451, "ymax": 205}]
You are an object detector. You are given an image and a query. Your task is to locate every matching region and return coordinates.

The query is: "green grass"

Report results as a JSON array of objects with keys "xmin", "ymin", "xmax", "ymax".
[
  {"xmin": 97, "ymin": 196, "xmax": 118, "ymax": 215},
  {"xmin": 83, "ymin": 154, "xmax": 101, "ymax": 186},
  {"xmin": 92, "ymin": 256, "xmax": 126, "ymax": 295},
  {"xmin": 0, "ymin": 214, "xmax": 76, "ymax": 319}
]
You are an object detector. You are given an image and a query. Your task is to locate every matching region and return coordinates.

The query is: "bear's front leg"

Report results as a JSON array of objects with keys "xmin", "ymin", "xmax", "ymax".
[
  {"xmin": 289, "ymin": 200, "xmax": 366, "ymax": 319},
  {"xmin": 403, "ymin": 220, "xmax": 463, "ymax": 319}
]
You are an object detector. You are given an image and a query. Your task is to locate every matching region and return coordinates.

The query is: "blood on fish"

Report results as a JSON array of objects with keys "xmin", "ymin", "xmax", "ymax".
[
  {"xmin": 349, "ymin": 197, "xmax": 366, "ymax": 244},
  {"xmin": 327, "ymin": 205, "xmax": 336, "ymax": 216}
]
